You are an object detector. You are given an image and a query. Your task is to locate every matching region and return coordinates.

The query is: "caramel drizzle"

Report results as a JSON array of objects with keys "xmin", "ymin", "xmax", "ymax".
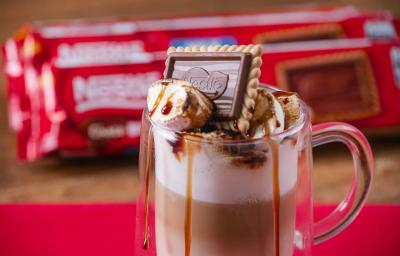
[
  {"xmin": 184, "ymin": 141, "xmax": 195, "ymax": 256},
  {"xmin": 271, "ymin": 140, "xmax": 281, "ymax": 256},
  {"xmin": 142, "ymin": 127, "xmax": 153, "ymax": 250},
  {"xmin": 143, "ymin": 80, "xmax": 171, "ymax": 250},
  {"xmin": 149, "ymin": 83, "xmax": 168, "ymax": 117}
]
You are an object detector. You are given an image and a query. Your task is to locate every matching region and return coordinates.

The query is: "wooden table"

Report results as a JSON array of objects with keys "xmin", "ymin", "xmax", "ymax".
[{"xmin": 0, "ymin": 0, "xmax": 399, "ymax": 203}]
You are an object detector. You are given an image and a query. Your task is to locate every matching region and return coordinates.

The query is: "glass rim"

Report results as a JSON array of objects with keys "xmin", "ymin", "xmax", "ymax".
[{"xmin": 146, "ymin": 89, "xmax": 311, "ymax": 144}]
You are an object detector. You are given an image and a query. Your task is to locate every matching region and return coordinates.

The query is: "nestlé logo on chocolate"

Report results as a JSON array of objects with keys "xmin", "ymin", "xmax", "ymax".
[{"xmin": 182, "ymin": 67, "xmax": 228, "ymax": 99}]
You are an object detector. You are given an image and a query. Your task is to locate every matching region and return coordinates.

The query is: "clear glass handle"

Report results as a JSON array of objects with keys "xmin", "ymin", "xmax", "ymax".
[{"xmin": 312, "ymin": 122, "xmax": 374, "ymax": 244}]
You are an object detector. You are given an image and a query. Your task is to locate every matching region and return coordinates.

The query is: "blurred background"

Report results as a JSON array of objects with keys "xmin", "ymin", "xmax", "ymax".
[{"xmin": 1, "ymin": 0, "xmax": 400, "ymax": 203}]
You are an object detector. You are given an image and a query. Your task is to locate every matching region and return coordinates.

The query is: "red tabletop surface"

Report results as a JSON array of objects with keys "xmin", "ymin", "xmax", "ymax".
[{"xmin": 0, "ymin": 203, "xmax": 399, "ymax": 256}]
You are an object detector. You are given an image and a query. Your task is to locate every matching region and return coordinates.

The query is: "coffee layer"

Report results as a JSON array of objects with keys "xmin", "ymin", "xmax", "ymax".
[{"xmin": 155, "ymin": 180, "xmax": 296, "ymax": 256}]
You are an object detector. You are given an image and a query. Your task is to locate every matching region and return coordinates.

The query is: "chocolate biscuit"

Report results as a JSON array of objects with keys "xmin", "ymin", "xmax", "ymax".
[{"xmin": 165, "ymin": 45, "xmax": 263, "ymax": 134}]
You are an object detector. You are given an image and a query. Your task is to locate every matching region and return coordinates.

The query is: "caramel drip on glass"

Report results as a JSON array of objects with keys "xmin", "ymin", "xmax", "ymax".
[
  {"xmin": 271, "ymin": 140, "xmax": 280, "ymax": 256},
  {"xmin": 184, "ymin": 141, "xmax": 195, "ymax": 256},
  {"xmin": 142, "ymin": 126, "xmax": 153, "ymax": 250},
  {"xmin": 149, "ymin": 84, "xmax": 168, "ymax": 117}
]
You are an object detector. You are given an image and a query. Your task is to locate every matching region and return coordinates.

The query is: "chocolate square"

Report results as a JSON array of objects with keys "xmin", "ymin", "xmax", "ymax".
[
  {"xmin": 277, "ymin": 51, "xmax": 380, "ymax": 122},
  {"xmin": 165, "ymin": 52, "xmax": 252, "ymax": 120}
]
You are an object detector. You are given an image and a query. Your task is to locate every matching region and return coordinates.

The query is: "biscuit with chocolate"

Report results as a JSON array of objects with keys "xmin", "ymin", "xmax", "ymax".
[{"xmin": 165, "ymin": 44, "xmax": 263, "ymax": 135}]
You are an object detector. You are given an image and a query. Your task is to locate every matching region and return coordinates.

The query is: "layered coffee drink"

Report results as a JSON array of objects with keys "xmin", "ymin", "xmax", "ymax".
[
  {"xmin": 143, "ymin": 44, "xmax": 302, "ymax": 256},
  {"xmin": 153, "ymin": 128, "xmax": 298, "ymax": 256}
]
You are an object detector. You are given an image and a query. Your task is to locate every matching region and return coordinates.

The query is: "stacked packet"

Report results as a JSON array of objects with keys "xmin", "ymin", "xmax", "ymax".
[{"xmin": 2, "ymin": 5, "xmax": 400, "ymax": 160}]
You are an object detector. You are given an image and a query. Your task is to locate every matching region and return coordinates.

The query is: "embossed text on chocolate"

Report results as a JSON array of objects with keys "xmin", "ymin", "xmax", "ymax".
[
  {"xmin": 182, "ymin": 67, "xmax": 228, "ymax": 99},
  {"xmin": 165, "ymin": 52, "xmax": 251, "ymax": 120}
]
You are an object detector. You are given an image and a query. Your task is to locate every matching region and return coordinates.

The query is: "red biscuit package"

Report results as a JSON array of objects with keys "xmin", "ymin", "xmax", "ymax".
[
  {"xmin": 135, "ymin": 5, "xmax": 399, "ymax": 50},
  {"xmin": 2, "ymin": 21, "xmax": 165, "ymax": 160},
  {"xmin": 260, "ymin": 38, "xmax": 400, "ymax": 130},
  {"xmin": 2, "ymin": 5, "xmax": 400, "ymax": 160},
  {"xmin": 36, "ymin": 62, "xmax": 163, "ymax": 159},
  {"xmin": 22, "ymin": 5, "xmax": 400, "ymax": 56},
  {"xmin": 17, "ymin": 61, "xmax": 164, "ymax": 160}
]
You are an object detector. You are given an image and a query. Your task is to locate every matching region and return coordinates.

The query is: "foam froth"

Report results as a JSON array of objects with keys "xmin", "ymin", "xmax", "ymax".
[{"xmin": 153, "ymin": 128, "xmax": 298, "ymax": 204}]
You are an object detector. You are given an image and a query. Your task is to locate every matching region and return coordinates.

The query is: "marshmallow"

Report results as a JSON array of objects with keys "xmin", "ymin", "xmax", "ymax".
[
  {"xmin": 147, "ymin": 79, "xmax": 213, "ymax": 131},
  {"xmin": 249, "ymin": 88, "xmax": 285, "ymax": 137},
  {"xmin": 272, "ymin": 91, "xmax": 301, "ymax": 129}
]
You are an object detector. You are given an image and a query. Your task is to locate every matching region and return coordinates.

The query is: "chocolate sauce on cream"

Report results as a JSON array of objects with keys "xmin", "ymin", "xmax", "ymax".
[
  {"xmin": 161, "ymin": 100, "xmax": 173, "ymax": 115},
  {"xmin": 149, "ymin": 82, "xmax": 169, "ymax": 117},
  {"xmin": 168, "ymin": 137, "xmax": 185, "ymax": 158},
  {"xmin": 233, "ymin": 120, "xmax": 238, "ymax": 130},
  {"xmin": 249, "ymin": 106, "xmax": 255, "ymax": 114}
]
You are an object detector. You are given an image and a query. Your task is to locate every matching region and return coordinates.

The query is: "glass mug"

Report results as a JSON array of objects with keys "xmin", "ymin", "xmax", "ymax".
[{"xmin": 134, "ymin": 88, "xmax": 373, "ymax": 256}]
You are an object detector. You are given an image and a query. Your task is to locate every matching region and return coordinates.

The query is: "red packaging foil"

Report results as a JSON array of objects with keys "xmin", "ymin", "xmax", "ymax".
[
  {"xmin": 39, "ymin": 62, "xmax": 162, "ymax": 159},
  {"xmin": 2, "ymin": 21, "xmax": 165, "ymax": 160},
  {"xmin": 2, "ymin": 5, "xmax": 400, "ymax": 160}
]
